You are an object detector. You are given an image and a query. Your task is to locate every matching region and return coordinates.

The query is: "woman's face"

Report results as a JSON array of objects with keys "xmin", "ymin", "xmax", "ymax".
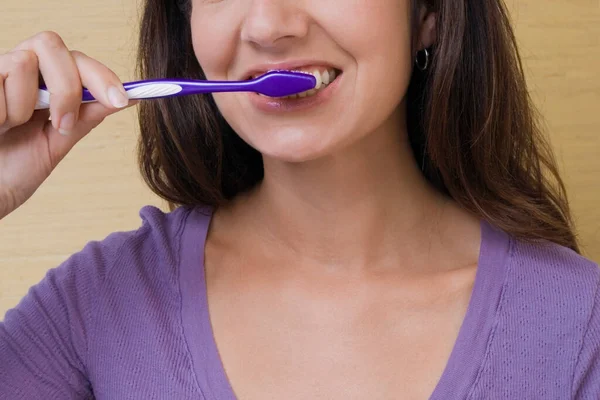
[{"xmin": 191, "ymin": 0, "xmax": 418, "ymax": 162}]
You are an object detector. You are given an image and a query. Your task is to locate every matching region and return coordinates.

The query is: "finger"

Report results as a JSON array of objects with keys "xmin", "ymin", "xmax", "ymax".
[
  {"xmin": 70, "ymin": 50, "xmax": 130, "ymax": 111},
  {"xmin": 45, "ymin": 100, "xmax": 138, "ymax": 166},
  {"xmin": 0, "ymin": 50, "xmax": 40, "ymax": 134},
  {"xmin": 14, "ymin": 31, "xmax": 83, "ymax": 135}
]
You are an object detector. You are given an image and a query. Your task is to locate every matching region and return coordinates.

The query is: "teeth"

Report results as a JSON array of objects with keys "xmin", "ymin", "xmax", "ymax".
[
  {"xmin": 272, "ymin": 67, "xmax": 340, "ymax": 99},
  {"xmin": 312, "ymin": 70, "xmax": 323, "ymax": 90},
  {"xmin": 249, "ymin": 67, "xmax": 340, "ymax": 99},
  {"xmin": 322, "ymin": 70, "xmax": 330, "ymax": 85}
]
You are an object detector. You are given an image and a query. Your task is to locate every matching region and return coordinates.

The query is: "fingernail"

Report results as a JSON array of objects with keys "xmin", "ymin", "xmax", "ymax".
[
  {"xmin": 58, "ymin": 112, "xmax": 75, "ymax": 135},
  {"xmin": 107, "ymin": 86, "xmax": 129, "ymax": 108}
]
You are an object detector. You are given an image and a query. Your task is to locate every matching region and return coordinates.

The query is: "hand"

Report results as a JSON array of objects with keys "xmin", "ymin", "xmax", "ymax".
[{"xmin": 0, "ymin": 31, "xmax": 137, "ymax": 219}]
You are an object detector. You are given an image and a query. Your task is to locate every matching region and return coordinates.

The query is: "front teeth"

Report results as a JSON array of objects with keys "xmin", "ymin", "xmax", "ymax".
[
  {"xmin": 313, "ymin": 70, "xmax": 323, "ymax": 90},
  {"xmin": 254, "ymin": 68, "xmax": 339, "ymax": 99},
  {"xmin": 278, "ymin": 68, "xmax": 338, "ymax": 99},
  {"xmin": 321, "ymin": 70, "xmax": 330, "ymax": 85}
]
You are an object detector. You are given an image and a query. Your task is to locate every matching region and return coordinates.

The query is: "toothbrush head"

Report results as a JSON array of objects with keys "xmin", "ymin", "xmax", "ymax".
[{"xmin": 251, "ymin": 70, "xmax": 317, "ymax": 97}]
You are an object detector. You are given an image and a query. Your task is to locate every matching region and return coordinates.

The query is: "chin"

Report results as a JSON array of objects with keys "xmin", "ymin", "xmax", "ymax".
[{"xmin": 245, "ymin": 126, "xmax": 338, "ymax": 163}]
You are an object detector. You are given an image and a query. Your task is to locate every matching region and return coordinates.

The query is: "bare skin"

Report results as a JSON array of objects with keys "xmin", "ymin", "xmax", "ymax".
[
  {"xmin": 200, "ymin": 104, "xmax": 483, "ymax": 399},
  {"xmin": 205, "ymin": 191, "xmax": 481, "ymax": 400}
]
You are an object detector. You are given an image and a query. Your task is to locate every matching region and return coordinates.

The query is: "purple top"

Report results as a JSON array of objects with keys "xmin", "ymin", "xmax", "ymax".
[{"xmin": 1, "ymin": 206, "xmax": 599, "ymax": 399}]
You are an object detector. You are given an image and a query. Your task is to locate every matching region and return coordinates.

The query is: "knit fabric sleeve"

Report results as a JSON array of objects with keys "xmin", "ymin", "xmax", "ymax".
[
  {"xmin": 0, "ymin": 231, "xmax": 131, "ymax": 400},
  {"xmin": 572, "ymin": 265, "xmax": 600, "ymax": 399}
]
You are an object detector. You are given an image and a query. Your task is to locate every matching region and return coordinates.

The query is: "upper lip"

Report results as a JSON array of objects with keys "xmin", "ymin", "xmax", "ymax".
[{"xmin": 241, "ymin": 60, "xmax": 341, "ymax": 80}]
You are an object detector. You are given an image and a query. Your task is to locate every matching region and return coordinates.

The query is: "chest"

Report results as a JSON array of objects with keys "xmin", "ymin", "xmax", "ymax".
[{"xmin": 205, "ymin": 270, "xmax": 474, "ymax": 400}]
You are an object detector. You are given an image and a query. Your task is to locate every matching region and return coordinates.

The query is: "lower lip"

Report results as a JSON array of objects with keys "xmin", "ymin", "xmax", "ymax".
[{"xmin": 248, "ymin": 73, "xmax": 343, "ymax": 113}]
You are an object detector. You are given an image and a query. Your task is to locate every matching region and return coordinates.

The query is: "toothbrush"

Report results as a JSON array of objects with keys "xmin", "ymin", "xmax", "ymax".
[{"xmin": 34, "ymin": 70, "xmax": 317, "ymax": 110}]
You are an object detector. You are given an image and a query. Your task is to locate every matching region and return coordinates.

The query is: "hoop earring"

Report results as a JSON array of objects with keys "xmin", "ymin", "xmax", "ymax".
[{"xmin": 415, "ymin": 48, "xmax": 430, "ymax": 71}]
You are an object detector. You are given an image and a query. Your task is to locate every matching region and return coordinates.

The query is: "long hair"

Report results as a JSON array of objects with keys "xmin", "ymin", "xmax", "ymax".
[{"xmin": 136, "ymin": 0, "xmax": 580, "ymax": 253}]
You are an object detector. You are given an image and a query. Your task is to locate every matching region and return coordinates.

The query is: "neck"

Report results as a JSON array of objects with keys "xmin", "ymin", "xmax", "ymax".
[{"xmin": 226, "ymin": 110, "xmax": 455, "ymax": 274}]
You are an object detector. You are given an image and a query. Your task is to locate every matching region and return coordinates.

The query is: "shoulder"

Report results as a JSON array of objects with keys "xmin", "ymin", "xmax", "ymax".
[
  {"xmin": 0, "ymin": 205, "xmax": 215, "ymax": 397},
  {"xmin": 481, "ymin": 220, "xmax": 599, "ymax": 320},
  {"xmin": 56, "ymin": 204, "xmax": 214, "ymax": 292},
  {"xmin": 507, "ymin": 237, "xmax": 599, "ymax": 304},
  {"xmin": 111, "ymin": 205, "xmax": 206, "ymax": 259},
  {"xmin": 472, "ymin": 230, "xmax": 600, "ymax": 396},
  {"xmin": 507, "ymin": 238, "xmax": 600, "ymax": 398},
  {"xmin": 94, "ymin": 205, "xmax": 210, "ymax": 256},
  {"xmin": 499, "ymin": 235, "xmax": 599, "ymax": 360}
]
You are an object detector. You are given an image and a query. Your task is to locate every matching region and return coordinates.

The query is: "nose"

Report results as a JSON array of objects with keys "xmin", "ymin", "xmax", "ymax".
[{"xmin": 240, "ymin": 0, "xmax": 309, "ymax": 50}]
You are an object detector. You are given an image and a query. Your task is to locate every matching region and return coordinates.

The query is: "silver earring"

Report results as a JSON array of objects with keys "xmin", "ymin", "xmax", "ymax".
[{"xmin": 415, "ymin": 48, "xmax": 430, "ymax": 71}]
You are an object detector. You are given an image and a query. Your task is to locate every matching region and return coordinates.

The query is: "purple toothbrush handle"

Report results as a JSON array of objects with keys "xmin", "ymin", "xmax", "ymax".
[
  {"xmin": 119, "ymin": 71, "xmax": 316, "ymax": 98},
  {"xmin": 35, "ymin": 71, "xmax": 316, "ymax": 109}
]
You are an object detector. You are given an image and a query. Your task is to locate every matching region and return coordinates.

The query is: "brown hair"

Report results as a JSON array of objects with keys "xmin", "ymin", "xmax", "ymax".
[{"xmin": 136, "ymin": 0, "xmax": 580, "ymax": 253}]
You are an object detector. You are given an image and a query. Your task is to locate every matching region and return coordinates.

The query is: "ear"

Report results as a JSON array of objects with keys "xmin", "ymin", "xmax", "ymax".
[{"xmin": 417, "ymin": 9, "xmax": 437, "ymax": 50}]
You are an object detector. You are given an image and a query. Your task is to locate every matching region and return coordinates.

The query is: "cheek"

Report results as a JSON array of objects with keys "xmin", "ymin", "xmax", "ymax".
[
  {"xmin": 189, "ymin": 7, "xmax": 237, "ymax": 80},
  {"xmin": 330, "ymin": 0, "xmax": 412, "ymax": 56},
  {"xmin": 335, "ymin": 1, "xmax": 414, "ymax": 120},
  {"xmin": 326, "ymin": 0, "xmax": 413, "ymax": 94}
]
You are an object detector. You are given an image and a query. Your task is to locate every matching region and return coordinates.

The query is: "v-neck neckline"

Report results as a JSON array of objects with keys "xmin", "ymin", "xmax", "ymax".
[{"xmin": 178, "ymin": 207, "xmax": 511, "ymax": 400}]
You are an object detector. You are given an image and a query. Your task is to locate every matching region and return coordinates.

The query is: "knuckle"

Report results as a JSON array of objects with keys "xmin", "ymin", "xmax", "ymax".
[
  {"xmin": 0, "ymin": 121, "xmax": 13, "ymax": 135},
  {"xmin": 56, "ymin": 87, "xmax": 82, "ymax": 99},
  {"xmin": 9, "ymin": 50, "xmax": 38, "ymax": 71},
  {"xmin": 35, "ymin": 31, "xmax": 66, "ymax": 50},
  {"xmin": 10, "ymin": 110, "xmax": 34, "ymax": 128},
  {"xmin": 52, "ymin": 90, "xmax": 81, "ymax": 106},
  {"xmin": 69, "ymin": 49, "xmax": 87, "ymax": 59},
  {"xmin": 0, "ymin": 187, "xmax": 19, "ymax": 217}
]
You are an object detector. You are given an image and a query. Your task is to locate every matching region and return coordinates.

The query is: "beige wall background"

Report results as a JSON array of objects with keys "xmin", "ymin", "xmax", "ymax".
[{"xmin": 0, "ymin": 1, "xmax": 599, "ymax": 316}]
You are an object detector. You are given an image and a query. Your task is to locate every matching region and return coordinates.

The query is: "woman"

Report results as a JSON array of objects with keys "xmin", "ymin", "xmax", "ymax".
[{"xmin": 0, "ymin": 0, "xmax": 598, "ymax": 398}]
